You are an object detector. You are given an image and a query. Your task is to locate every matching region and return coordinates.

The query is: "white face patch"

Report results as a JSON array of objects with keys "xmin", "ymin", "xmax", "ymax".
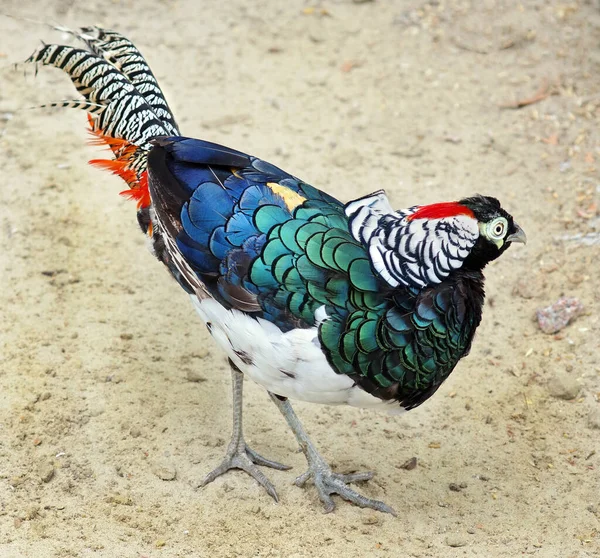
[
  {"xmin": 479, "ymin": 217, "xmax": 508, "ymax": 249},
  {"xmin": 345, "ymin": 192, "xmax": 480, "ymax": 289}
]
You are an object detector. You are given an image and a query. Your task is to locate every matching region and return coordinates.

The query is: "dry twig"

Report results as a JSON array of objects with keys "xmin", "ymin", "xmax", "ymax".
[{"xmin": 499, "ymin": 80, "xmax": 549, "ymax": 109}]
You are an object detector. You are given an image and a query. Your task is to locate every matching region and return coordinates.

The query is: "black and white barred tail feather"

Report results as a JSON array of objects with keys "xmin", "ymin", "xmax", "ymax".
[
  {"xmin": 25, "ymin": 25, "xmax": 183, "ymax": 199},
  {"xmin": 26, "ymin": 43, "xmax": 168, "ymax": 151},
  {"xmin": 34, "ymin": 99, "xmax": 105, "ymax": 113},
  {"xmin": 53, "ymin": 25, "xmax": 179, "ymax": 135},
  {"xmin": 25, "ymin": 25, "xmax": 179, "ymax": 180},
  {"xmin": 25, "ymin": 27, "xmax": 193, "ymax": 295}
]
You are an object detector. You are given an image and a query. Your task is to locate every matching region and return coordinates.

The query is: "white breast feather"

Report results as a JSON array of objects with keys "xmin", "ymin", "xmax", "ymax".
[{"xmin": 190, "ymin": 297, "xmax": 402, "ymax": 412}]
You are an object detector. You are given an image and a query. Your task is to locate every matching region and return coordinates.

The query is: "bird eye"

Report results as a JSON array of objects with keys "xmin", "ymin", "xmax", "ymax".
[{"xmin": 489, "ymin": 218, "xmax": 507, "ymax": 239}]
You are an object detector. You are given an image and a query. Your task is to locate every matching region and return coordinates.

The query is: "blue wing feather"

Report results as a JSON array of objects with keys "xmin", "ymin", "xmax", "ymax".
[
  {"xmin": 165, "ymin": 137, "xmax": 250, "ymax": 167},
  {"xmin": 155, "ymin": 136, "xmax": 363, "ymax": 332}
]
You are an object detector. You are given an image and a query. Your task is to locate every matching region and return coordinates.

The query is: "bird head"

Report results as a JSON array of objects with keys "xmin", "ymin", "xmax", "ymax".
[{"xmin": 456, "ymin": 194, "xmax": 526, "ymax": 270}]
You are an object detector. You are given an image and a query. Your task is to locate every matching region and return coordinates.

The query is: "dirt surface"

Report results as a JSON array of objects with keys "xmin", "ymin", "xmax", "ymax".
[{"xmin": 1, "ymin": 1, "xmax": 600, "ymax": 556}]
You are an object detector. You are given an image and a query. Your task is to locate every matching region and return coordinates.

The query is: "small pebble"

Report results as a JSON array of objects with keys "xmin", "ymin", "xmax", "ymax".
[
  {"xmin": 152, "ymin": 461, "xmax": 177, "ymax": 481},
  {"xmin": 512, "ymin": 277, "xmax": 535, "ymax": 299},
  {"xmin": 587, "ymin": 408, "xmax": 600, "ymax": 430},
  {"xmin": 10, "ymin": 476, "xmax": 26, "ymax": 487},
  {"xmin": 559, "ymin": 160, "xmax": 572, "ymax": 173},
  {"xmin": 24, "ymin": 505, "xmax": 39, "ymax": 520},
  {"xmin": 536, "ymin": 297, "xmax": 584, "ymax": 334},
  {"xmin": 186, "ymin": 370, "xmax": 207, "ymax": 383},
  {"xmin": 106, "ymin": 493, "xmax": 133, "ymax": 506},
  {"xmin": 445, "ymin": 535, "xmax": 467, "ymax": 547},
  {"xmin": 362, "ymin": 514, "xmax": 381, "ymax": 526},
  {"xmin": 37, "ymin": 462, "xmax": 55, "ymax": 483},
  {"xmin": 398, "ymin": 457, "xmax": 418, "ymax": 470},
  {"xmin": 88, "ymin": 401, "xmax": 105, "ymax": 417},
  {"xmin": 547, "ymin": 372, "xmax": 580, "ymax": 400}
]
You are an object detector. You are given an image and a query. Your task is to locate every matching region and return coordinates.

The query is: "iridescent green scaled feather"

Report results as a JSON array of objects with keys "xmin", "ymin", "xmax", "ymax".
[{"xmin": 244, "ymin": 196, "xmax": 480, "ymax": 408}]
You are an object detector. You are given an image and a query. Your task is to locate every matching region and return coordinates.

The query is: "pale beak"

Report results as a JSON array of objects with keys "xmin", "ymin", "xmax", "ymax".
[{"xmin": 506, "ymin": 222, "xmax": 527, "ymax": 244}]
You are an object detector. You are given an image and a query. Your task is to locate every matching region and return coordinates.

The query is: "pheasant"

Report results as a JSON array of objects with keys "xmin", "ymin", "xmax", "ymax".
[{"xmin": 26, "ymin": 27, "xmax": 526, "ymax": 515}]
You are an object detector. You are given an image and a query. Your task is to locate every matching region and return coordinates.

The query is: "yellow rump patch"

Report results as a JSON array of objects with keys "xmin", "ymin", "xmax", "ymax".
[{"xmin": 266, "ymin": 182, "xmax": 307, "ymax": 211}]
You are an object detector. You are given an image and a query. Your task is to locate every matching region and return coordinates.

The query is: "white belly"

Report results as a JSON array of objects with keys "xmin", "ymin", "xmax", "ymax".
[{"xmin": 190, "ymin": 296, "xmax": 402, "ymax": 412}]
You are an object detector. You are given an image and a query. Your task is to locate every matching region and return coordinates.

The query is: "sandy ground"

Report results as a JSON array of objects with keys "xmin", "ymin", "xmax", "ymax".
[{"xmin": 1, "ymin": 1, "xmax": 599, "ymax": 556}]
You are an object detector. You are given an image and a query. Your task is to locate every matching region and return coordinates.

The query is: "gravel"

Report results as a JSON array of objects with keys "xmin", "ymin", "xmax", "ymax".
[
  {"xmin": 152, "ymin": 461, "xmax": 177, "ymax": 481},
  {"xmin": 536, "ymin": 297, "xmax": 584, "ymax": 334},
  {"xmin": 547, "ymin": 372, "xmax": 581, "ymax": 400},
  {"xmin": 445, "ymin": 535, "xmax": 468, "ymax": 547}
]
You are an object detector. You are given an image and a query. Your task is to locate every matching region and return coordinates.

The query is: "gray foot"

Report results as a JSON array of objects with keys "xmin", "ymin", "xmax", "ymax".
[
  {"xmin": 203, "ymin": 362, "xmax": 292, "ymax": 501},
  {"xmin": 268, "ymin": 393, "xmax": 396, "ymax": 515},
  {"xmin": 201, "ymin": 443, "xmax": 291, "ymax": 502},
  {"xmin": 296, "ymin": 452, "xmax": 396, "ymax": 515}
]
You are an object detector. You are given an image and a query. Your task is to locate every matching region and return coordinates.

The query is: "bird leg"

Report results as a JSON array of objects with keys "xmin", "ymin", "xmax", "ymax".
[
  {"xmin": 269, "ymin": 393, "xmax": 397, "ymax": 515},
  {"xmin": 200, "ymin": 360, "xmax": 291, "ymax": 501}
]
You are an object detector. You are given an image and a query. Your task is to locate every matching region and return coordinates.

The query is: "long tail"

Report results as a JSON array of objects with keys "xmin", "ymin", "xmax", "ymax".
[{"xmin": 26, "ymin": 26, "xmax": 179, "ymax": 217}]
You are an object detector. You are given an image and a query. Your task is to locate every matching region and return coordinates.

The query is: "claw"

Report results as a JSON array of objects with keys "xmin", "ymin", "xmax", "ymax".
[
  {"xmin": 297, "ymin": 462, "xmax": 396, "ymax": 515},
  {"xmin": 246, "ymin": 446, "xmax": 292, "ymax": 471},
  {"xmin": 201, "ymin": 444, "xmax": 290, "ymax": 502},
  {"xmin": 337, "ymin": 471, "xmax": 374, "ymax": 484},
  {"xmin": 294, "ymin": 469, "xmax": 312, "ymax": 487}
]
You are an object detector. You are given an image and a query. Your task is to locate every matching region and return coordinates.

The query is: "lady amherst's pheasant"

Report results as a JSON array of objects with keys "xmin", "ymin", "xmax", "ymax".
[{"xmin": 26, "ymin": 27, "xmax": 526, "ymax": 515}]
